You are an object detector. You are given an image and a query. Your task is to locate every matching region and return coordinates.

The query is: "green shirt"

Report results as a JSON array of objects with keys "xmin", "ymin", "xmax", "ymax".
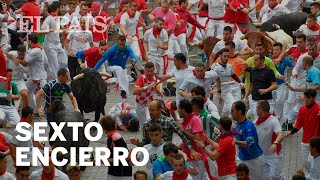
[
  {"xmin": 0, "ymin": 81, "xmax": 19, "ymax": 106},
  {"xmin": 245, "ymin": 57, "xmax": 280, "ymax": 89},
  {"xmin": 199, "ymin": 109, "xmax": 220, "ymax": 140}
]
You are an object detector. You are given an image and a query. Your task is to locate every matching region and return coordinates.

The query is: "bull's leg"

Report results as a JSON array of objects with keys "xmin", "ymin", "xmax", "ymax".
[{"xmin": 94, "ymin": 111, "xmax": 100, "ymax": 122}]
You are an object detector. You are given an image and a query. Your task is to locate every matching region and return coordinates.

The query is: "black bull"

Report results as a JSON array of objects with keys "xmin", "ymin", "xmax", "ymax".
[
  {"xmin": 71, "ymin": 68, "xmax": 108, "ymax": 122},
  {"xmin": 261, "ymin": 12, "xmax": 308, "ymax": 40}
]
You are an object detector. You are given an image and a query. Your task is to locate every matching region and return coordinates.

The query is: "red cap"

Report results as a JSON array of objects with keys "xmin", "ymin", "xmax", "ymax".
[{"xmin": 91, "ymin": 2, "xmax": 101, "ymax": 9}]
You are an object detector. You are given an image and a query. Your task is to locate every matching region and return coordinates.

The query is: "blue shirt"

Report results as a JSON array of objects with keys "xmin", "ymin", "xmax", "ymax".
[
  {"xmin": 153, "ymin": 156, "xmax": 189, "ymax": 179},
  {"xmin": 270, "ymin": 56, "xmax": 294, "ymax": 85},
  {"xmin": 93, "ymin": 44, "xmax": 137, "ymax": 70},
  {"xmin": 306, "ymin": 66, "xmax": 320, "ymax": 88},
  {"xmin": 236, "ymin": 119, "xmax": 263, "ymax": 161},
  {"xmin": 42, "ymin": 80, "xmax": 71, "ymax": 108}
]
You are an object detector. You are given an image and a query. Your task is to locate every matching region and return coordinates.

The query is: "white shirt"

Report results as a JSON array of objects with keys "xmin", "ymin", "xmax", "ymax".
[
  {"xmin": 67, "ymin": 30, "xmax": 93, "ymax": 53},
  {"xmin": 160, "ymin": 171, "xmax": 193, "ymax": 180},
  {"xmin": 137, "ymin": 142, "xmax": 165, "ymax": 180},
  {"xmin": 280, "ymin": 0, "xmax": 302, "ymax": 12},
  {"xmin": 180, "ymin": 70, "xmax": 219, "ymax": 98},
  {"xmin": 254, "ymin": 115, "xmax": 282, "ymax": 157},
  {"xmin": 120, "ymin": 11, "xmax": 141, "ymax": 37},
  {"xmin": 144, "ymin": 28, "xmax": 168, "ymax": 56},
  {"xmin": 259, "ymin": 4, "xmax": 290, "ymax": 23},
  {"xmin": 41, "ymin": 15, "xmax": 60, "ymax": 45},
  {"xmin": 292, "ymin": 53, "xmax": 320, "ymax": 84},
  {"xmin": 30, "ymin": 168, "xmax": 69, "ymax": 180},
  {"xmin": 189, "ymin": 0, "xmax": 199, "ymax": 15},
  {"xmin": 204, "ymin": 99, "xmax": 220, "ymax": 119},
  {"xmin": 212, "ymin": 39, "xmax": 248, "ymax": 54},
  {"xmin": 204, "ymin": 0, "xmax": 228, "ymax": 18},
  {"xmin": 24, "ymin": 47, "xmax": 47, "ymax": 80},
  {"xmin": 169, "ymin": 66, "xmax": 195, "ymax": 104},
  {"xmin": 11, "ymin": 126, "xmax": 34, "ymax": 164},
  {"xmin": 0, "ymin": 172, "xmax": 15, "ymax": 180},
  {"xmin": 211, "ymin": 63, "xmax": 234, "ymax": 92},
  {"xmin": 307, "ymin": 155, "xmax": 320, "ymax": 180},
  {"xmin": 298, "ymin": 24, "xmax": 319, "ymax": 40},
  {"xmin": 6, "ymin": 51, "xmax": 29, "ymax": 81},
  {"xmin": 69, "ymin": 12, "xmax": 94, "ymax": 27}
]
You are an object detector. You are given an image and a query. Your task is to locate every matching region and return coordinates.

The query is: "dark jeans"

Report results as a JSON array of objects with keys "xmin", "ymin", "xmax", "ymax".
[{"xmin": 68, "ymin": 56, "xmax": 84, "ymax": 80}]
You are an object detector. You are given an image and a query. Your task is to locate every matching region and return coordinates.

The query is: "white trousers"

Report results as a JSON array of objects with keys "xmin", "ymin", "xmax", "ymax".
[
  {"xmin": 176, "ymin": 33, "xmax": 188, "ymax": 61},
  {"xmin": 231, "ymin": 83, "xmax": 242, "ymax": 102},
  {"xmin": 26, "ymin": 79, "xmax": 46, "ymax": 114},
  {"xmin": 263, "ymin": 154, "xmax": 284, "ymax": 180},
  {"xmin": 43, "ymin": 43, "xmax": 67, "ymax": 81},
  {"xmin": 126, "ymin": 37, "xmax": 144, "ymax": 71},
  {"xmin": 213, "ymin": 89, "xmax": 234, "ymax": 117},
  {"xmin": 248, "ymin": 0, "xmax": 258, "ymax": 23},
  {"xmin": 188, "ymin": 160, "xmax": 209, "ymax": 180},
  {"xmin": 135, "ymin": 103, "xmax": 150, "ymax": 126},
  {"xmin": 187, "ymin": 24, "xmax": 204, "ymax": 43},
  {"xmin": 0, "ymin": 105, "xmax": 20, "ymax": 126},
  {"xmin": 249, "ymin": 97, "xmax": 275, "ymax": 121},
  {"xmin": 301, "ymin": 143, "xmax": 311, "ymax": 171},
  {"xmin": 206, "ymin": 19, "xmax": 225, "ymax": 37},
  {"xmin": 106, "ymin": 66, "xmax": 129, "ymax": 94},
  {"xmin": 283, "ymin": 78, "xmax": 304, "ymax": 124},
  {"xmin": 272, "ymin": 84, "xmax": 287, "ymax": 120},
  {"xmin": 198, "ymin": 16, "xmax": 208, "ymax": 37},
  {"xmin": 167, "ymin": 34, "xmax": 181, "ymax": 60},
  {"xmin": 149, "ymin": 55, "xmax": 168, "ymax": 88},
  {"xmin": 237, "ymin": 155, "xmax": 265, "ymax": 180}
]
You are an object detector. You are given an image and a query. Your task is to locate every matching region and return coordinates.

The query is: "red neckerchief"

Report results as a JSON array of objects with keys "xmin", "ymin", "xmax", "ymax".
[
  {"xmin": 308, "ymin": 23, "xmax": 320, "ymax": 31},
  {"xmin": 106, "ymin": 130, "xmax": 117, "ymax": 137},
  {"xmin": 128, "ymin": 9, "xmax": 135, "ymax": 18},
  {"xmin": 31, "ymin": 43, "xmax": 43, "ymax": 50},
  {"xmin": 269, "ymin": 2, "xmax": 278, "ymax": 9},
  {"xmin": 256, "ymin": 113, "xmax": 281, "ymax": 155},
  {"xmin": 224, "ymin": 36, "xmax": 234, "ymax": 42},
  {"xmin": 49, "ymin": 12, "xmax": 57, "ymax": 17},
  {"xmin": 181, "ymin": 113, "xmax": 194, "ymax": 127},
  {"xmin": 172, "ymin": 170, "xmax": 189, "ymax": 180},
  {"xmin": 153, "ymin": 26, "xmax": 161, "ymax": 38},
  {"xmin": 271, "ymin": 55, "xmax": 279, "ymax": 60},
  {"xmin": 192, "ymin": 69, "xmax": 205, "ymax": 80},
  {"xmin": 20, "ymin": 118, "xmax": 29, "ymax": 123},
  {"xmin": 204, "ymin": 98, "xmax": 208, "ymax": 104},
  {"xmin": 68, "ymin": 10, "xmax": 73, "ymax": 15},
  {"xmin": 41, "ymin": 168, "xmax": 55, "ymax": 180},
  {"xmin": 311, "ymin": 52, "xmax": 320, "ymax": 59}
]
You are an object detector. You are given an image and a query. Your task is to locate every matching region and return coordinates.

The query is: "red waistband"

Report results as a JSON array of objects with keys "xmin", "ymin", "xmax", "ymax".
[{"xmin": 208, "ymin": 17, "xmax": 224, "ymax": 20}]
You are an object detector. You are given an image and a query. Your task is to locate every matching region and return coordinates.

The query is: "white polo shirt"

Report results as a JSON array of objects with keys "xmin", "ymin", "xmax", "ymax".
[
  {"xmin": 293, "ymin": 52, "xmax": 320, "ymax": 84},
  {"xmin": 180, "ymin": 70, "xmax": 219, "ymax": 98},
  {"xmin": 204, "ymin": 0, "xmax": 228, "ymax": 18},
  {"xmin": 169, "ymin": 66, "xmax": 195, "ymax": 104},
  {"xmin": 254, "ymin": 115, "xmax": 282, "ymax": 157},
  {"xmin": 41, "ymin": 15, "xmax": 60, "ymax": 45},
  {"xmin": 259, "ymin": 4, "xmax": 290, "ymax": 23},
  {"xmin": 120, "ymin": 11, "xmax": 141, "ymax": 37},
  {"xmin": 24, "ymin": 47, "xmax": 47, "ymax": 80},
  {"xmin": 212, "ymin": 39, "xmax": 248, "ymax": 55},
  {"xmin": 211, "ymin": 63, "xmax": 234, "ymax": 92},
  {"xmin": 30, "ymin": 168, "xmax": 69, "ymax": 180},
  {"xmin": 144, "ymin": 28, "xmax": 168, "ymax": 57},
  {"xmin": 298, "ymin": 24, "xmax": 319, "ymax": 40},
  {"xmin": 67, "ymin": 30, "xmax": 93, "ymax": 53}
]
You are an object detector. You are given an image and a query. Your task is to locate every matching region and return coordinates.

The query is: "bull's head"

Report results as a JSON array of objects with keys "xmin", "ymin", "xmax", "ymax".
[{"xmin": 73, "ymin": 72, "xmax": 112, "ymax": 80}]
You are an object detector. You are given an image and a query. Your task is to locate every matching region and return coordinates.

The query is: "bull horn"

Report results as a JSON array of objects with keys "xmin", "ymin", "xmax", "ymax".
[
  {"xmin": 73, "ymin": 73, "xmax": 85, "ymax": 80},
  {"xmin": 99, "ymin": 72, "xmax": 112, "ymax": 78},
  {"xmin": 239, "ymin": 35, "xmax": 246, "ymax": 40},
  {"xmin": 272, "ymin": 24, "xmax": 280, "ymax": 30},
  {"xmin": 188, "ymin": 41, "xmax": 203, "ymax": 47}
]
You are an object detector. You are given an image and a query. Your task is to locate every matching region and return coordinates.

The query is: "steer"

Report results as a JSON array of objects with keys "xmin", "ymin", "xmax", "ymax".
[{"xmin": 71, "ymin": 68, "xmax": 111, "ymax": 122}]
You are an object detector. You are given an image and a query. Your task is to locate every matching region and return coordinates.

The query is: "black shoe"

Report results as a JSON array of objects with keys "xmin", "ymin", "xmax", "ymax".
[
  {"xmin": 288, "ymin": 123, "xmax": 293, "ymax": 131},
  {"xmin": 130, "ymin": 71, "xmax": 137, "ymax": 81},
  {"xmin": 281, "ymin": 122, "xmax": 288, "ymax": 131},
  {"xmin": 163, "ymin": 87, "xmax": 171, "ymax": 96},
  {"xmin": 120, "ymin": 90, "xmax": 127, "ymax": 99}
]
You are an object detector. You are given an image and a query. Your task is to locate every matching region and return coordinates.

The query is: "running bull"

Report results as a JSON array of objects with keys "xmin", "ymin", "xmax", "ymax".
[{"xmin": 71, "ymin": 68, "xmax": 111, "ymax": 122}]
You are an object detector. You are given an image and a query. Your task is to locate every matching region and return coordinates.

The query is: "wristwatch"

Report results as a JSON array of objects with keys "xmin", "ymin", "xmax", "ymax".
[{"xmin": 273, "ymin": 141, "xmax": 278, "ymax": 145}]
